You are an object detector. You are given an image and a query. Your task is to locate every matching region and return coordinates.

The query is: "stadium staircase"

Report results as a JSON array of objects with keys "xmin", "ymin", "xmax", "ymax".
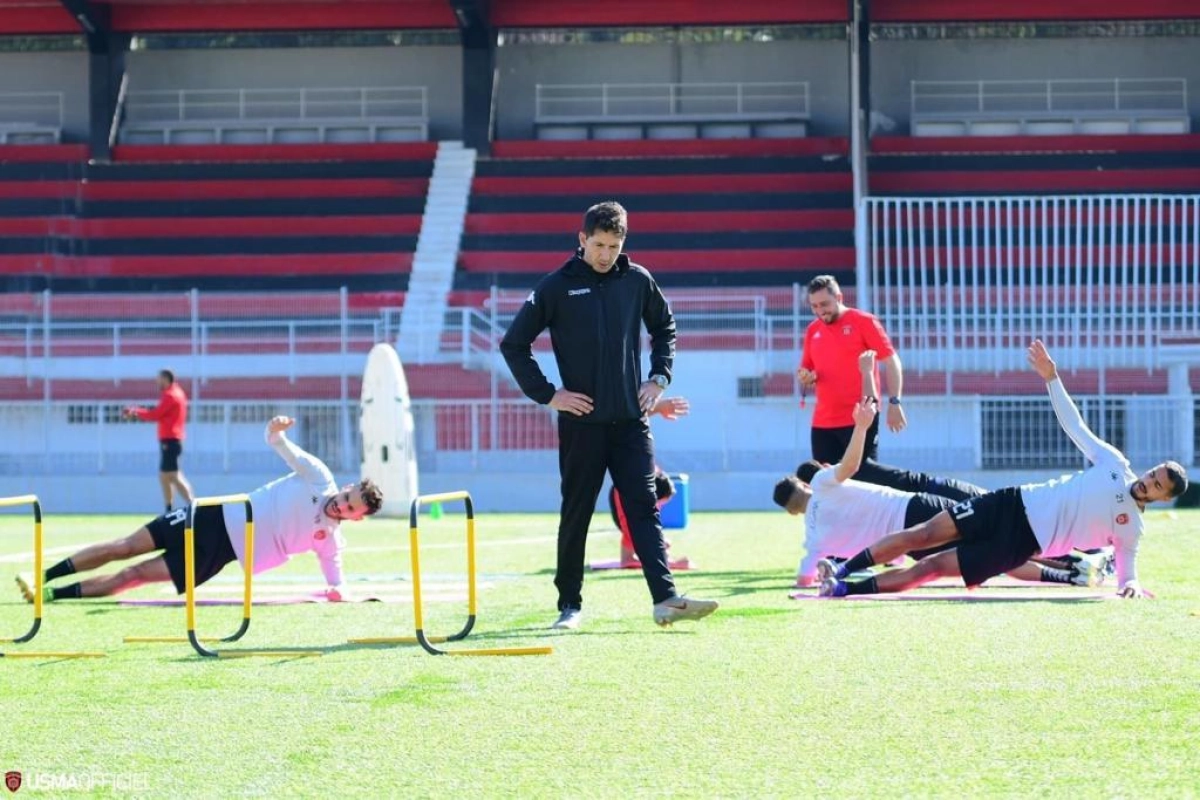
[{"xmin": 397, "ymin": 140, "xmax": 476, "ymax": 364}]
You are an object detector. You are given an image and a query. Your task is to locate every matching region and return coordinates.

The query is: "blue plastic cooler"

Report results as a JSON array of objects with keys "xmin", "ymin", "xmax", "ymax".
[{"xmin": 659, "ymin": 472, "xmax": 690, "ymax": 529}]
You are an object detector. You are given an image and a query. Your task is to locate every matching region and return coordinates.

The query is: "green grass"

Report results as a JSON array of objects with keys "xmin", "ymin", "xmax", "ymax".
[{"xmin": 2, "ymin": 507, "xmax": 1199, "ymax": 798}]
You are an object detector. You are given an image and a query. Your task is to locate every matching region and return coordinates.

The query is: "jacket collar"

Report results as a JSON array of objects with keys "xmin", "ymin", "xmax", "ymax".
[{"xmin": 562, "ymin": 249, "xmax": 630, "ymax": 278}]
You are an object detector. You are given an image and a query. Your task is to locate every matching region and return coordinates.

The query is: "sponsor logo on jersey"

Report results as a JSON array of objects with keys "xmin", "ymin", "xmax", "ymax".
[
  {"xmin": 1116, "ymin": 513, "xmax": 1129, "ymax": 525},
  {"xmin": 568, "ymin": 288, "xmax": 591, "ymax": 296},
  {"xmin": 843, "ymin": 326, "xmax": 852, "ymax": 335}
]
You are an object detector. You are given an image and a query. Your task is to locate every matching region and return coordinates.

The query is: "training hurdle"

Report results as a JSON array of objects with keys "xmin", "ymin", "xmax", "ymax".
[
  {"xmin": 0, "ymin": 494, "xmax": 105, "ymax": 660},
  {"xmin": 125, "ymin": 493, "xmax": 320, "ymax": 659},
  {"xmin": 348, "ymin": 490, "xmax": 552, "ymax": 656}
]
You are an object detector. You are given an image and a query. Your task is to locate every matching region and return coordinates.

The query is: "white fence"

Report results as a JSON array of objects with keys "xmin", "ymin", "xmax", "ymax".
[
  {"xmin": 535, "ymin": 81, "xmax": 809, "ymax": 122},
  {"xmin": 124, "ymin": 86, "xmax": 428, "ymax": 123},
  {"xmin": 861, "ymin": 194, "xmax": 1200, "ymax": 373},
  {"xmin": 911, "ymin": 78, "xmax": 1188, "ymax": 117}
]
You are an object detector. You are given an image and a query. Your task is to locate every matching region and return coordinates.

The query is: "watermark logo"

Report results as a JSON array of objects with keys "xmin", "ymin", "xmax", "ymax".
[{"xmin": 4, "ymin": 771, "xmax": 20, "ymax": 794}]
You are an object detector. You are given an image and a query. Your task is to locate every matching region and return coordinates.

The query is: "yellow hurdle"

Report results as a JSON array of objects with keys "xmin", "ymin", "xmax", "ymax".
[
  {"xmin": 347, "ymin": 490, "xmax": 552, "ymax": 657},
  {"xmin": 182, "ymin": 493, "xmax": 323, "ymax": 659},
  {"xmin": 1, "ymin": 494, "xmax": 107, "ymax": 661}
]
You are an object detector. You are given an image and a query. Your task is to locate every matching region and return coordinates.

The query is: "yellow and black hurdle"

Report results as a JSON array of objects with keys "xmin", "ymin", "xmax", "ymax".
[
  {"xmin": 349, "ymin": 490, "xmax": 552, "ymax": 656},
  {"xmin": 1, "ymin": 494, "xmax": 105, "ymax": 660}
]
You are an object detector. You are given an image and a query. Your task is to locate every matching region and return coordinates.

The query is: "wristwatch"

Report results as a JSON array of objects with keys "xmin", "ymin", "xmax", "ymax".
[
  {"xmin": 650, "ymin": 374, "xmax": 669, "ymax": 390},
  {"xmin": 888, "ymin": 396, "xmax": 902, "ymax": 405}
]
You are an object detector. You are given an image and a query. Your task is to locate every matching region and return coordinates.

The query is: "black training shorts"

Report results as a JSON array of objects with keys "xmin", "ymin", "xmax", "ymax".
[
  {"xmin": 147, "ymin": 505, "xmax": 237, "ymax": 594},
  {"xmin": 159, "ymin": 439, "xmax": 183, "ymax": 472},
  {"xmin": 947, "ymin": 487, "xmax": 1040, "ymax": 587}
]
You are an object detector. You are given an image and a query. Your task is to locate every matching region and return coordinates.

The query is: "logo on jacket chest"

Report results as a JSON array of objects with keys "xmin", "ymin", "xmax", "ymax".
[
  {"xmin": 568, "ymin": 288, "xmax": 591, "ymax": 296},
  {"xmin": 1115, "ymin": 513, "xmax": 1130, "ymax": 525}
]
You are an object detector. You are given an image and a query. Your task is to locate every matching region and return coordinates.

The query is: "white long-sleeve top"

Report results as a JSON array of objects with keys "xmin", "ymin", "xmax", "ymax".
[
  {"xmin": 221, "ymin": 424, "xmax": 345, "ymax": 586},
  {"xmin": 1019, "ymin": 377, "xmax": 1142, "ymax": 588},
  {"xmin": 799, "ymin": 469, "xmax": 914, "ymax": 581}
]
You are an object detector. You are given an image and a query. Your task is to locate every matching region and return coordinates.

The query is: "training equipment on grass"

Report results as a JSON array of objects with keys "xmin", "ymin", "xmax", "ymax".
[
  {"xmin": 0, "ymin": 494, "xmax": 106, "ymax": 661},
  {"xmin": 181, "ymin": 493, "xmax": 319, "ymax": 659},
  {"xmin": 347, "ymin": 490, "xmax": 552, "ymax": 656},
  {"xmin": 361, "ymin": 343, "xmax": 419, "ymax": 517}
]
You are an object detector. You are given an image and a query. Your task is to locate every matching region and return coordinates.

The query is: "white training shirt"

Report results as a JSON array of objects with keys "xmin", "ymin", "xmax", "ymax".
[
  {"xmin": 1018, "ymin": 377, "xmax": 1142, "ymax": 588},
  {"xmin": 221, "ymin": 424, "xmax": 345, "ymax": 587},
  {"xmin": 798, "ymin": 469, "xmax": 914, "ymax": 581}
]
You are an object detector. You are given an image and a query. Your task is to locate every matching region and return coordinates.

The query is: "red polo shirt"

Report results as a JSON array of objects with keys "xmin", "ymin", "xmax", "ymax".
[
  {"xmin": 132, "ymin": 383, "xmax": 188, "ymax": 441},
  {"xmin": 800, "ymin": 308, "xmax": 895, "ymax": 429}
]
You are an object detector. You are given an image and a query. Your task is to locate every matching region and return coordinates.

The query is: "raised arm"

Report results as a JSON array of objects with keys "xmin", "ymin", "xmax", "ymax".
[
  {"xmin": 860, "ymin": 349, "xmax": 878, "ymax": 399},
  {"xmin": 833, "ymin": 398, "xmax": 879, "ymax": 483},
  {"xmin": 264, "ymin": 416, "xmax": 335, "ymax": 486},
  {"xmin": 1027, "ymin": 340, "xmax": 1122, "ymax": 464}
]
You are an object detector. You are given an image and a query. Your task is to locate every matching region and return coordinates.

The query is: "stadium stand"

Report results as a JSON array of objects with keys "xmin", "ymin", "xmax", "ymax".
[
  {"xmin": 869, "ymin": 134, "xmax": 1200, "ymax": 196},
  {"xmin": 457, "ymin": 137, "xmax": 854, "ymax": 292},
  {"xmin": 0, "ymin": 142, "xmax": 433, "ymax": 293}
]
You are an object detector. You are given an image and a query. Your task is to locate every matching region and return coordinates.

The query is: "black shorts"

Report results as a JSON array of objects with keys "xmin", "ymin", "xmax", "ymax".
[
  {"xmin": 812, "ymin": 417, "xmax": 880, "ymax": 464},
  {"xmin": 159, "ymin": 439, "xmax": 183, "ymax": 472},
  {"xmin": 147, "ymin": 505, "xmax": 237, "ymax": 594},
  {"xmin": 947, "ymin": 487, "xmax": 1040, "ymax": 587},
  {"xmin": 903, "ymin": 493, "xmax": 960, "ymax": 561}
]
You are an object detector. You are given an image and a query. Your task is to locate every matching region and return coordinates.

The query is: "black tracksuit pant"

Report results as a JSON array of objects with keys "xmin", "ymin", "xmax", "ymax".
[{"xmin": 555, "ymin": 416, "xmax": 676, "ymax": 610}]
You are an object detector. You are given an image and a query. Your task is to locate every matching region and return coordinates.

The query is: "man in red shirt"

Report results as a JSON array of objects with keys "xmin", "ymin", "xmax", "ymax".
[
  {"xmin": 124, "ymin": 369, "xmax": 194, "ymax": 514},
  {"xmin": 797, "ymin": 274, "xmax": 907, "ymax": 463}
]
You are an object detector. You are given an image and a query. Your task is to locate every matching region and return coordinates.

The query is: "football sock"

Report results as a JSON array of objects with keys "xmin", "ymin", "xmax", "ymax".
[
  {"xmin": 1039, "ymin": 566, "xmax": 1074, "ymax": 585},
  {"xmin": 44, "ymin": 557, "xmax": 76, "ymax": 583},
  {"xmin": 50, "ymin": 583, "xmax": 82, "ymax": 600},
  {"xmin": 837, "ymin": 548, "xmax": 875, "ymax": 579},
  {"xmin": 845, "ymin": 576, "xmax": 880, "ymax": 595}
]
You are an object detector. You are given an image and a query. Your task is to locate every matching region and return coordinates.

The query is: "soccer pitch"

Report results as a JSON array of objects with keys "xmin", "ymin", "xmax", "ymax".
[{"xmin": 2, "ymin": 508, "xmax": 1198, "ymax": 798}]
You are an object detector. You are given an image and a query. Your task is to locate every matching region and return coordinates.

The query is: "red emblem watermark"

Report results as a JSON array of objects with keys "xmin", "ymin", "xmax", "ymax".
[{"xmin": 5, "ymin": 771, "xmax": 21, "ymax": 793}]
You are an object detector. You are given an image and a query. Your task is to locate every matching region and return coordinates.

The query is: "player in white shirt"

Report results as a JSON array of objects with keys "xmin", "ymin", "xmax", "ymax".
[
  {"xmin": 819, "ymin": 340, "xmax": 1188, "ymax": 599},
  {"xmin": 774, "ymin": 402, "xmax": 1101, "ymax": 589},
  {"xmin": 15, "ymin": 416, "xmax": 383, "ymax": 604}
]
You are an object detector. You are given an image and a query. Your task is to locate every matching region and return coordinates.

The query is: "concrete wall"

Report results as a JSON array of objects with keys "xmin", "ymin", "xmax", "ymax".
[
  {"xmin": 494, "ymin": 39, "xmax": 849, "ymax": 138},
  {"xmin": 872, "ymin": 36, "xmax": 1200, "ymax": 132},
  {"xmin": 0, "ymin": 52, "xmax": 89, "ymax": 141},
  {"xmin": 126, "ymin": 46, "xmax": 463, "ymax": 139}
]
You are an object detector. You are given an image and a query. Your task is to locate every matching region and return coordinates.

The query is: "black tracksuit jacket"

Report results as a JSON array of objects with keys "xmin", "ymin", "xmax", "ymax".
[{"xmin": 500, "ymin": 251, "xmax": 676, "ymax": 422}]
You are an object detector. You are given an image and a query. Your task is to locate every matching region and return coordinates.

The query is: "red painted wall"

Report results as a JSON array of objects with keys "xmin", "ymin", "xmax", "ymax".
[
  {"xmin": 0, "ymin": 6, "xmax": 79, "ymax": 34},
  {"xmin": 492, "ymin": 0, "xmax": 847, "ymax": 27},
  {"xmin": 107, "ymin": 1, "xmax": 456, "ymax": 33},
  {"xmin": 874, "ymin": 0, "xmax": 1200, "ymax": 22}
]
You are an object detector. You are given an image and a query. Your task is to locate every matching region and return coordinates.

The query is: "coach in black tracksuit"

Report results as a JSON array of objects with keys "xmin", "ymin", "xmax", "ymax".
[{"xmin": 500, "ymin": 201, "xmax": 693, "ymax": 629}]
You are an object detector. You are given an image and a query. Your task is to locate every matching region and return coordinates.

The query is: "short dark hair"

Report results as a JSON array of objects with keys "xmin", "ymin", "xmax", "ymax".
[
  {"xmin": 653, "ymin": 470, "xmax": 675, "ymax": 501},
  {"xmin": 796, "ymin": 460, "xmax": 823, "ymax": 484},
  {"xmin": 807, "ymin": 274, "xmax": 841, "ymax": 296},
  {"xmin": 158, "ymin": 369, "xmax": 175, "ymax": 384},
  {"xmin": 772, "ymin": 476, "xmax": 800, "ymax": 509},
  {"xmin": 582, "ymin": 201, "xmax": 628, "ymax": 238},
  {"xmin": 1164, "ymin": 460, "xmax": 1189, "ymax": 499},
  {"xmin": 358, "ymin": 478, "xmax": 384, "ymax": 515}
]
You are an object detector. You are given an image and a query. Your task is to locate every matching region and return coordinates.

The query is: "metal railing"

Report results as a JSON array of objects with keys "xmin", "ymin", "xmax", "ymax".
[
  {"xmin": 535, "ymin": 81, "xmax": 809, "ymax": 121},
  {"xmin": 123, "ymin": 86, "xmax": 428, "ymax": 123},
  {"xmin": 911, "ymin": 77, "xmax": 1188, "ymax": 117},
  {"xmin": 1, "ymin": 393, "xmax": 1194, "ymax": 478},
  {"xmin": 0, "ymin": 91, "xmax": 64, "ymax": 127},
  {"xmin": 861, "ymin": 194, "xmax": 1200, "ymax": 373}
]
